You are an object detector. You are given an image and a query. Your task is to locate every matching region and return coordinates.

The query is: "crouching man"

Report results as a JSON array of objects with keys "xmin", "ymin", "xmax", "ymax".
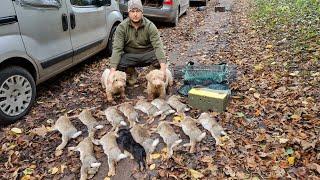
[{"xmin": 108, "ymin": 0, "xmax": 168, "ymax": 86}]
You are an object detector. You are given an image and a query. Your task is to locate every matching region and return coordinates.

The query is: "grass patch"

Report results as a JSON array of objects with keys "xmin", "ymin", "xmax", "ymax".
[{"xmin": 251, "ymin": 0, "xmax": 320, "ymax": 62}]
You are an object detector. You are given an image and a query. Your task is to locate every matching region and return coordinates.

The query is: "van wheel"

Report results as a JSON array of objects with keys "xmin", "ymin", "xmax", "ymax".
[
  {"xmin": 0, "ymin": 66, "xmax": 36, "ymax": 125},
  {"xmin": 106, "ymin": 25, "xmax": 118, "ymax": 57}
]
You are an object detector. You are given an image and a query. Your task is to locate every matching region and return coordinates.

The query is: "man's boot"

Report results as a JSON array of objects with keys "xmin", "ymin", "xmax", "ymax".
[{"xmin": 126, "ymin": 67, "xmax": 138, "ymax": 86}]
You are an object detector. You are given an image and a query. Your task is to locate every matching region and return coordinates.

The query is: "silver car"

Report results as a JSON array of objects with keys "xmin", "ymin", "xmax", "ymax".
[
  {"xmin": 0, "ymin": 0, "xmax": 123, "ymax": 124},
  {"xmin": 119, "ymin": 0, "xmax": 189, "ymax": 26}
]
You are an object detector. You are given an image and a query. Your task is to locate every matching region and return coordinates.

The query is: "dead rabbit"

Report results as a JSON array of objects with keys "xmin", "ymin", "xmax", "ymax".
[
  {"xmin": 52, "ymin": 115, "xmax": 82, "ymax": 156},
  {"xmin": 68, "ymin": 137, "xmax": 101, "ymax": 180}
]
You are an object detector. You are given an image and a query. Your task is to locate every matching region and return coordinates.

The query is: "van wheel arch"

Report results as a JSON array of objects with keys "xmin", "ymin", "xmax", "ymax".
[
  {"xmin": 0, "ymin": 57, "xmax": 38, "ymax": 81},
  {"xmin": 106, "ymin": 22, "xmax": 120, "ymax": 57}
]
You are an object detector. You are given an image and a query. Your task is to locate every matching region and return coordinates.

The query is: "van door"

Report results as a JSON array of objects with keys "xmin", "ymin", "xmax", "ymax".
[
  {"xmin": 13, "ymin": 0, "xmax": 73, "ymax": 78},
  {"xmin": 66, "ymin": 0, "xmax": 107, "ymax": 64}
]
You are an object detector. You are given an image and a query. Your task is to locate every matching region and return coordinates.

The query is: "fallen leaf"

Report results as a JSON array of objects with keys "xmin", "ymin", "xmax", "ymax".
[
  {"xmin": 30, "ymin": 125, "xmax": 48, "ymax": 137},
  {"xmin": 236, "ymin": 171, "xmax": 250, "ymax": 179},
  {"xmin": 104, "ymin": 177, "xmax": 111, "ymax": 180},
  {"xmin": 285, "ymin": 148, "xmax": 294, "ymax": 155},
  {"xmin": 288, "ymin": 157, "xmax": 295, "ymax": 166},
  {"xmin": 279, "ymin": 138, "xmax": 289, "ymax": 144},
  {"xmin": 254, "ymin": 134, "xmax": 266, "ymax": 142},
  {"xmin": 55, "ymin": 150, "xmax": 63, "ymax": 157},
  {"xmin": 254, "ymin": 64, "xmax": 264, "ymax": 71},
  {"xmin": 149, "ymin": 164, "xmax": 156, "ymax": 170},
  {"xmin": 311, "ymin": 72, "xmax": 320, "ymax": 77},
  {"xmin": 289, "ymin": 71, "xmax": 299, "ymax": 76},
  {"xmin": 300, "ymin": 140, "xmax": 316, "ymax": 150},
  {"xmin": 50, "ymin": 167, "xmax": 59, "ymax": 175},
  {"xmin": 23, "ymin": 168, "xmax": 33, "ymax": 175},
  {"xmin": 11, "ymin": 168, "xmax": 20, "ymax": 180},
  {"xmin": 266, "ymin": 44, "xmax": 273, "ymax": 49},
  {"xmin": 200, "ymin": 155, "xmax": 213, "ymax": 163},
  {"xmin": 189, "ymin": 169, "xmax": 204, "ymax": 179},
  {"xmin": 223, "ymin": 166, "xmax": 236, "ymax": 177},
  {"xmin": 21, "ymin": 175, "xmax": 31, "ymax": 180},
  {"xmin": 11, "ymin": 128, "xmax": 23, "ymax": 134},
  {"xmin": 253, "ymin": 92, "xmax": 260, "ymax": 98},
  {"xmin": 307, "ymin": 163, "xmax": 320, "ymax": 173},
  {"xmin": 60, "ymin": 164, "xmax": 67, "ymax": 173},
  {"xmin": 291, "ymin": 114, "xmax": 301, "ymax": 120},
  {"xmin": 206, "ymin": 164, "xmax": 218, "ymax": 176},
  {"xmin": 173, "ymin": 115, "xmax": 183, "ymax": 123},
  {"xmin": 246, "ymin": 156, "xmax": 257, "ymax": 168},
  {"xmin": 150, "ymin": 153, "xmax": 161, "ymax": 160},
  {"xmin": 236, "ymin": 112, "xmax": 245, "ymax": 118},
  {"xmin": 258, "ymin": 152, "xmax": 269, "ymax": 157}
]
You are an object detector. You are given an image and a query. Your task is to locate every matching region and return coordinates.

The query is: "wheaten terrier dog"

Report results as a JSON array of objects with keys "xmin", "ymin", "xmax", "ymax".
[
  {"xmin": 145, "ymin": 69, "xmax": 173, "ymax": 101},
  {"xmin": 101, "ymin": 68, "xmax": 126, "ymax": 102}
]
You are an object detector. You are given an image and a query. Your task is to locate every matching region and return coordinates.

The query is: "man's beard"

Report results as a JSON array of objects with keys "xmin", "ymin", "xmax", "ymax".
[{"xmin": 131, "ymin": 18, "xmax": 142, "ymax": 25}]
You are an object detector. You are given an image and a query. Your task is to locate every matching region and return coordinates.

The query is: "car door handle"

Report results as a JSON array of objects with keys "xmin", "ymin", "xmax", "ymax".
[
  {"xmin": 61, "ymin": 13, "xmax": 68, "ymax": 31},
  {"xmin": 70, "ymin": 13, "xmax": 76, "ymax": 29}
]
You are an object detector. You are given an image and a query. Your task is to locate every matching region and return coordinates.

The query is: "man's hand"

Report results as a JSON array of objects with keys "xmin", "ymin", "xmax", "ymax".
[
  {"xmin": 108, "ymin": 68, "xmax": 116, "ymax": 86},
  {"xmin": 160, "ymin": 63, "xmax": 167, "ymax": 81}
]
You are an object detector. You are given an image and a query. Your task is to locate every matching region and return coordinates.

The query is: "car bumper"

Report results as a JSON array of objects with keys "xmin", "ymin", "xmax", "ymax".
[{"xmin": 119, "ymin": 4, "xmax": 177, "ymax": 23}]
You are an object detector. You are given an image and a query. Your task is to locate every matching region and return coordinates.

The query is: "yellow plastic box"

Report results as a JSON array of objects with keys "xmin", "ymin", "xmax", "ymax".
[{"xmin": 188, "ymin": 88, "xmax": 229, "ymax": 112}]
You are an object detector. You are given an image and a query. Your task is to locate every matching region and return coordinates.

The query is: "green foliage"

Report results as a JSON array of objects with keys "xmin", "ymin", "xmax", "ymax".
[{"xmin": 251, "ymin": 0, "xmax": 320, "ymax": 61}]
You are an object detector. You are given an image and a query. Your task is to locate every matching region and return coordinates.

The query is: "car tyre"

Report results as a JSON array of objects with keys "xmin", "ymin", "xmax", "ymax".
[
  {"xmin": 106, "ymin": 25, "xmax": 118, "ymax": 57},
  {"xmin": 0, "ymin": 66, "xmax": 36, "ymax": 125}
]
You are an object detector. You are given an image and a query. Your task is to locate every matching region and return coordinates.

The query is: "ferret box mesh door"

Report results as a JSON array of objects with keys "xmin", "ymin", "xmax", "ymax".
[{"xmin": 173, "ymin": 62, "xmax": 237, "ymax": 96}]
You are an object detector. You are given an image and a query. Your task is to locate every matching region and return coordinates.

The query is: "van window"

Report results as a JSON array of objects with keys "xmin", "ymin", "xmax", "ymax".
[
  {"xmin": 21, "ymin": 0, "xmax": 61, "ymax": 8},
  {"xmin": 70, "ymin": 0, "xmax": 95, "ymax": 6}
]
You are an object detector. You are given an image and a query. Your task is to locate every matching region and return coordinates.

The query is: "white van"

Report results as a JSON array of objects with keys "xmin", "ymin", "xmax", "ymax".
[{"xmin": 0, "ymin": 0, "xmax": 123, "ymax": 124}]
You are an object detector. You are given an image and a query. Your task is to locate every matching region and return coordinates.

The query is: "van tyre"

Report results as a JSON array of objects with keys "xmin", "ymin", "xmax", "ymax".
[
  {"xmin": 106, "ymin": 25, "xmax": 118, "ymax": 57},
  {"xmin": 0, "ymin": 66, "xmax": 36, "ymax": 125}
]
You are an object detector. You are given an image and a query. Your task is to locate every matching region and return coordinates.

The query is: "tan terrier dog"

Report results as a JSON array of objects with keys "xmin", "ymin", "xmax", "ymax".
[
  {"xmin": 53, "ymin": 115, "xmax": 82, "ymax": 156},
  {"xmin": 198, "ymin": 112, "xmax": 226, "ymax": 145},
  {"xmin": 68, "ymin": 137, "xmax": 101, "ymax": 180},
  {"xmin": 146, "ymin": 69, "xmax": 173, "ymax": 101},
  {"xmin": 155, "ymin": 121, "xmax": 182, "ymax": 158},
  {"xmin": 101, "ymin": 68, "xmax": 127, "ymax": 102},
  {"xmin": 97, "ymin": 131, "xmax": 127, "ymax": 177}
]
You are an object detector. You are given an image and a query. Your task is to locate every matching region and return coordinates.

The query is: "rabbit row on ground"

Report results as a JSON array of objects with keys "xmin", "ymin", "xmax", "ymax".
[{"xmin": 52, "ymin": 95, "xmax": 227, "ymax": 179}]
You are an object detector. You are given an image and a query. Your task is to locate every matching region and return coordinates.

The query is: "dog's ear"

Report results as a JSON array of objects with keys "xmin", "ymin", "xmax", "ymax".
[
  {"xmin": 146, "ymin": 72, "xmax": 152, "ymax": 82},
  {"xmin": 119, "ymin": 72, "xmax": 127, "ymax": 81}
]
